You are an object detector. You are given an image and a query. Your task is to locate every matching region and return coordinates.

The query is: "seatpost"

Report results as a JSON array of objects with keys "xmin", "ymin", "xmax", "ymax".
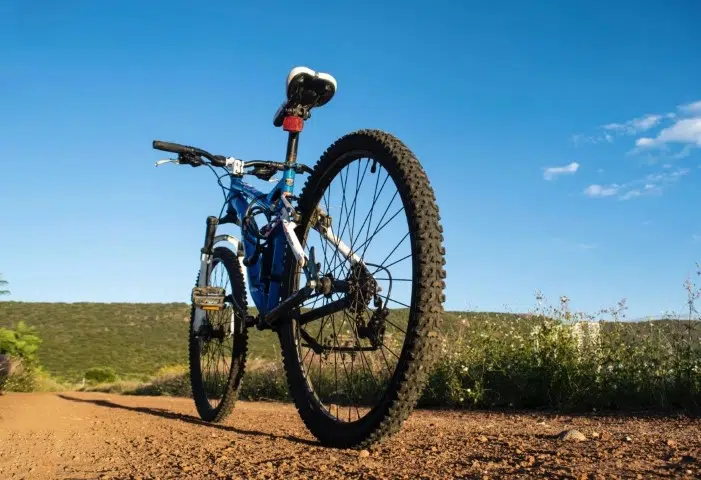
[
  {"xmin": 282, "ymin": 116, "xmax": 304, "ymax": 165},
  {"xmin": 285, "ymin": 131, "xmax": 299, "ymax": 165},
  {"xmin": 281, "ymin": 116, "xmax": 304, "ymax": 195}
]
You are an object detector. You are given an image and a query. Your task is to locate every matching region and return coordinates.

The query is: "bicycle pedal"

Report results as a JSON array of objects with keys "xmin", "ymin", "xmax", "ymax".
[{"xmin": 192, "ymin": 286, "xmax": 226, "ymax": 311}]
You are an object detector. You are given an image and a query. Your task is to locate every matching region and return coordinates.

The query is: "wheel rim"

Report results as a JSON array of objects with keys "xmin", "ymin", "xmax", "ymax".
[
  {"xmin": 197, "ymin": 259, "xmax": 236, "ymax": 410},
  {"xmin": 292, "ymin": 153, "xmax": 415, "ymax": 423}
]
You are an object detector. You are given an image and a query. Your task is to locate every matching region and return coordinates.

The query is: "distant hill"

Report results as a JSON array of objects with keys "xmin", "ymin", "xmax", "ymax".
[{"xmin": 0, "ymin": 301, "xmax": 698, "ymax": 381}]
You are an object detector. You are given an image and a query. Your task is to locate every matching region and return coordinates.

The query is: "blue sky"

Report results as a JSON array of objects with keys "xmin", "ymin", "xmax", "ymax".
[{"xmin": 1, "ymin": 0, "xmax": 700, "ymax": 319}]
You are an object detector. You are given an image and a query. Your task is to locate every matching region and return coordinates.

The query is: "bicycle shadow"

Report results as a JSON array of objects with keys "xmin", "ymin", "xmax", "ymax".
[{"xmin": 56, "ymin": 393, "xmax": 318, "ymax": 446}]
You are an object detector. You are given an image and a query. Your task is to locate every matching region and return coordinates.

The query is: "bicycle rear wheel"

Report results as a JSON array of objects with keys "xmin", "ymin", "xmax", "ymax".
[{"xmin": 278, "ymin": 129, "xmax": 446, "ymax": 448}]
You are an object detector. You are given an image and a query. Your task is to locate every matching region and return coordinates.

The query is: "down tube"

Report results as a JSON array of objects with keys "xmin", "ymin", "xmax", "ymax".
[
  {"xmin": 265, "ymin": 226, "xmax": 287, "ymax": 313},
  {"xmin": 228, "ymin": 193, "xmax": 265, "ymax": 311}
]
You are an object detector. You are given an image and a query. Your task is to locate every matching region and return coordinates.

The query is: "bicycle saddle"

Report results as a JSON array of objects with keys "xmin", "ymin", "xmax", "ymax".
[{"xmin": 273, "ymin": 66, "xmax": 337, "ymax": 127}]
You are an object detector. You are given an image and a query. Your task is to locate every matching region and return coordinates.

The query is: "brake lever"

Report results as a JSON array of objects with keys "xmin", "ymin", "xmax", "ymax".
[{"xmin": 155, "ymin": 158, "xmax": 179, "ymax": 167}]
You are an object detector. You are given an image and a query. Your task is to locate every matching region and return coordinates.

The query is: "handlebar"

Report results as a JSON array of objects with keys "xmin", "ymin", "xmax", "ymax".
[
  {"xmin": 152, "ymin": 140, "xmax": 314, "ymax": 176},
  {"xmin": 152, "ymin": 140, "xmax": 195, "ymax": 155},
  {"xmin": 152, "ymin": 140, "xmax": 226, "ymax": 167}
]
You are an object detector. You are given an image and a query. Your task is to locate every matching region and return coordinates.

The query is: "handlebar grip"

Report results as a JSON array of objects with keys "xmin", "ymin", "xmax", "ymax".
[{"xmin": 152, "ymin": 140, "xmax": 195, "ymax": 155}]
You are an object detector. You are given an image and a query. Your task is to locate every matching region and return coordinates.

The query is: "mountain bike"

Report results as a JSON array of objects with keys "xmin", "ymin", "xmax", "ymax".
[{"xmin": 152, "ymin": 66, "xmax": 446, "ymax": 449}]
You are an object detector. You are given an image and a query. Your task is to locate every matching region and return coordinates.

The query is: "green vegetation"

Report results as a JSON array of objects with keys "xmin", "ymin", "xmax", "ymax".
[
  {"xmin": 0, "ymin": 302, "xmax": 280, "ymax": 382},
  {"xmin": 0, "ymin": 320, "xmax": 42, "ymax": 363},
  {"xmin": 1, "ymin": 301, "xmax": 698, "ymax": 384},
  {"xmin": 0, "ymin": 320, "xmax": 66, "ymax": 394},
  {"xmin": 84, "ymin": 366, "xmax": 117, "ymax": 384},
  {"xmin": 82, "ymin": 307, "xmax": 700, "ymax": 410},
  {"xmin": 1, "ymin": 264, "xmax": 699, "ymax": 410}
]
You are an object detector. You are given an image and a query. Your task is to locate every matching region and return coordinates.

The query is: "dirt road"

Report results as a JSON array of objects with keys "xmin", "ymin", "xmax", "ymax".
[{"xmin": 0, "ymin": 392, "xmax": 699, "ymax": 479}]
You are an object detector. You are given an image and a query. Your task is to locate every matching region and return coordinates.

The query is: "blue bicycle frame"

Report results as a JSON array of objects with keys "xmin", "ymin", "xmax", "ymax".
[
  {"xmin": 225, "ymin": 165, "xmax": 299, "ymax": 316},
  {"xmin": 183, "ymin": 127, "xmax": 365, "ymax": 333}
]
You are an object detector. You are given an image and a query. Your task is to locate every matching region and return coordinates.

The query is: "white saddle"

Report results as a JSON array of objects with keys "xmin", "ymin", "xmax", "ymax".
[{"xmin": 273, "ymin": 66, "xmax": 337, "ymax": 127}]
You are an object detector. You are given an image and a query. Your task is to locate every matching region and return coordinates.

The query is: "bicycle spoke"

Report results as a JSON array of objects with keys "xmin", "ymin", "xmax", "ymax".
[{"xmin": 293, "ymin": 156, "xmax": 414, "ymax": 424}]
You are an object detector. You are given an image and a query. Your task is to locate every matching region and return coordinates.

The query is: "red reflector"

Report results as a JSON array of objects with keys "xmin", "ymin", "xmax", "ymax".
[{"xmin": 282, "ymin": 116, "xmax": 304, "ymax": 132}]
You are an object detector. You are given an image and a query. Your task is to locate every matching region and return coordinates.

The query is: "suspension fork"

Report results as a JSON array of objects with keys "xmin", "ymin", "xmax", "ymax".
[{"xmin": 192, "ymin": 216, "xmax": 219, "ymax": 333}]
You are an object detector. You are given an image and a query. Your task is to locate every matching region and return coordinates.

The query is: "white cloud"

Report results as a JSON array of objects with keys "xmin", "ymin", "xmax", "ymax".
[
  {"xmin": 693, "ymin": 234, "xmax": 701, "ymax": 242},
  {"xmin": 679, "ymin": 100, "xmax": 701, "ymax": 115},
  {"xmin": 670, "ymin": 167, "xmax": 690, "ymax": 177},
  {"xmin": 572, "ymin": 101, "xmax": 696, "ymax": 200},
  {"xmin": 575, "ymin": 112, "xmax": 679, "ymax": 146},
  {"xmin": 583, "ymin": 184, "xmax": 619, "ymax": 197},
  {"xmin": 619, "ymin": 183, "xmax": 662, "ymax": 201},
  {"xmin": 576, "ymin": 243, "xmax": 598, "ymax": 250},
  {"xmin": 543, "ymin": 161, "xmax": 579, "ymax": 180},
  {"xmin": 635, "ymin": 117, "xmax": 701, "ymax": 150},
  {"xmin": 583, "ymin": 167, "xmax": 689, "ymax": 201},
  {"xmin": 570, "ymin": 131, "xmax": 615, "ymax": 146},
  {"xmin": 635, "ymin": 137, "xmax": 656, "ymax": 147},
  {"xmin": 671, "ymin": 144, "xmax": 695, "ymax": 159},
  {"xmin": 602, "ymin": 113, "xmax": 668, "ymax": 135},
  {"xmin": 619, "ymin": 189, "xmax": 641, "ymax": 200}
]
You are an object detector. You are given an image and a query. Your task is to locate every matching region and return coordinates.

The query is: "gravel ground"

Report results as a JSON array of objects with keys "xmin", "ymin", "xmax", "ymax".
[{"xmin": 0, "ymin": 392, "xmax": 699, "ymax": 479}]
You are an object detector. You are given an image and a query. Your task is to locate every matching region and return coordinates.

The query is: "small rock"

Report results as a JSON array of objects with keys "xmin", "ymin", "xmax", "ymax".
[
  {"xmin": 359, "ymin": 450, "xmax": 370, "ymax": 458},
  {"xmin": 591, "ymin": 432, "xmax": 600, "ymax": 439},
  {"xmin": 319, "ymin": 465, "xmax": 327, "ymax": 472},
  {"xmin": 478, "ymin": 435, "xmax": 488, "ymax": 443},
  {"xmin": 666, "ymin": 439, "xmax": 677, "ymax": 448},
  {"xmin": 430, "ymin": 446, "xmax": 437, "ymax": 452},
  {"xmin": 558, "ymin": 429, "xmax": 586, "ymax": 442},
  {"xmin": 624, "ymin": 436, "xmax": 633, "ymax": 442}
]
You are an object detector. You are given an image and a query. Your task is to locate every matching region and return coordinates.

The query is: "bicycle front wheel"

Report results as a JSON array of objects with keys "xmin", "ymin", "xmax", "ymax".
[
  {"xmin": 278, "ymin": 129, "xmax": 446, "ymax": 448},
  {"xmin": 189, "ymin": 246, "xmax": 248, "ymax": 422}
]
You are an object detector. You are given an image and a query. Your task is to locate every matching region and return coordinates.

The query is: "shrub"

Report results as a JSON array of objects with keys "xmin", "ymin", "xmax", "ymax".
[
  {"xmin": 239, "ymin": 359, "xmax": 290, "ymax": 401},
  {"xmin": 132, "ymin": 365, "xmax": 191, "ymax": 397},
  {"xmin": 3, "ymin": 357, "xmax": 37, "ymax": 392},
  {"xmin": 0, "ymin": 321, "xmax": 43, "ymax": 393},
  {"xmin": 84, "ymin": 367, "xmax": 117, "ymax": 384},
  {"xmin": 0, "ymin": 321, "xmax": 42, "ymax": 364}
]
